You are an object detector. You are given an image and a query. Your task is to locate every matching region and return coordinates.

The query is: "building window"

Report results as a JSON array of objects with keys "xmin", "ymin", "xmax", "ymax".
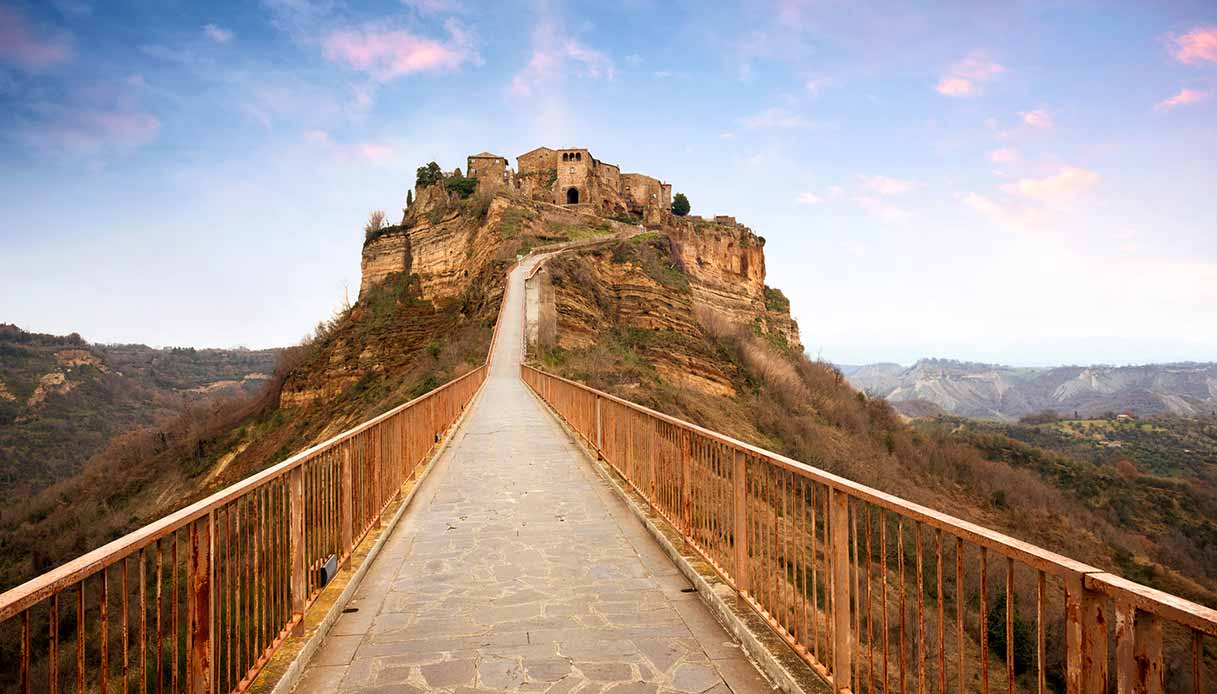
[
  {"xmin": 569, "ymin": 167, "xmax": 575, "ymax": 174},
  {"xmin": 575, "ymin": 152, "xmax": 582, "ymax": 161}
]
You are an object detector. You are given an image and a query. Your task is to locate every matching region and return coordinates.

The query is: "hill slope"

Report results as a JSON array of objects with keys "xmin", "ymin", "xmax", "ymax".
[
  {"xmin": 843, "ymin": 358, "xmax": 1217, "ymax": 420},
  {"xmin": 0, "ymin": 324, "xmax": 277, "ymax": 494}
]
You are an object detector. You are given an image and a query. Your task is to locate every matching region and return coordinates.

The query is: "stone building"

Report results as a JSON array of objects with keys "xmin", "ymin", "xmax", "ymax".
[
  {"xmin": 466, "ymin": 152, "xmax": 512, "ymax": 189},
  {"xmin": 466, "ymin": 146, "xmax": 673, "ymax": 225}
]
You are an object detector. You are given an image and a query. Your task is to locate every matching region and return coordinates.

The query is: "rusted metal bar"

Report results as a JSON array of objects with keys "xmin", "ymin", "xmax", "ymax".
[
  {"xmin": 1115, "ymin": 599, "xmax": 1134, "ymax": 694},
  {"xmin": 851, "ymin": 501, "xmax": 859, "ymax": 689},
  {"xmin": 957, "ymin": 539, "xmax": 965, "ymax": 694},
  {"xmin": 289, "ymin": 467, "xmax": 305, "ymax": 638},
  {"xmin": 341, "ymin": 447, "xmax": 353, "ymax": 559},
  {"xmin": 1065, "ymin": 575, "xmax": 1083, "ymax": 694},
  {"xmin": 733, "ymin": 450, "xmax": 749, "ymax": 594},
  {"xmin": 139, "ymin": 550, "xmax": 146, "ymax": 694},
  {"xmin": 916, "ymin": 523, "xmax": 924, "ymax": 694},
  {"xmin": 831, "ymin": 488, "xmax": 851, "ymax": 693},
  {"xmin": 156, "ymin": 540, "xmax": 162, "ymax": 694},
  {"xmin": 1082, "ymin": 584, "xmax": 1109, "ymax": 693},
  {"xmin": 937, "ymin": 530, "xmax": 945, "ymax": 694},
  {"xmin": 21, "ymin": 608, "xmax": 29, "ymax": 694},
  {"xmin": 1037, "ymin": 570, "xmax": 1046, "ymax": 694},
  {"xmin": 101, "ymin": 568, "xmax": 109, "ymax": 694},
  {"xmin": 1132, "ymin": 609, "xmax": 1162, "ymax": 694},
  {"xmin": 883, "ymin": 514, "xmax": 890, "ymax": 692},
  {"xmin": 866, "ymin": 508, "xmax": 874, "ymax": 694},
  {"xmin": 188, "ymin": 514, "xmax": 213, "ymax": 694},
  {"xmin": 51, "ymin": 592, "xmax": 59, "ymax": 694},
  {"xmin": 1006, "ymin": 558, "xmax": 1014, "ymax": 694},
  {"xmin": 76, "ymin": 580, "xmax": 84, "ymax": 694},
  {"xmin": 1191, "ymin": 630, "xmax": 1203, "ymax": 694},
  {"xmin": 172, "ymin": 535, "xmax": 178, "ymax": 694},
  {"xmin": 899, "ymin": 520, "xmax": 906, "ymax": 694},
  {"xmin": 980, "ymin": 547, "xmax": 988, "ymax": 694}
]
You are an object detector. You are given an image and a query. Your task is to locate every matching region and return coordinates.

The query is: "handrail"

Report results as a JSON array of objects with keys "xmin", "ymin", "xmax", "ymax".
[
  {"xmin": 522, "ymin": 362, "xmax": 1216, "ymax": 693},
  {"xmin": 0, "ymin": 262, "xmax": 517, "ymax": 693}
]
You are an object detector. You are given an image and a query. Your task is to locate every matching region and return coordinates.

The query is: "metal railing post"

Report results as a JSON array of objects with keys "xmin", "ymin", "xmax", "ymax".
[
  {"xmin": 830, "ymin": 488, "xmax": 852, "ymax": 693},
  {"xmin": 1065, "ymin": 575, "xmax": 1084, "ymax": 694},
  {"xmin": 733, "ymin": 450, "xmax": 749, "ymax": 594},
  {"xmin": 289, "ymin": 467, "xmax": 306, "ymax": 637},
  {"xmin": 1067, "ymin": 575, "xmax": 1110, "ymax": 694},
  {"xmin": 681, "ymin": 430, "xmax": 692, "ymax": 533},
  {"xmin": 1133, "ymin": 611, "xmax": 1164, "ymax": 694},
  {"xmin": 187, "ymin": 512, "xmax": 213, "ymax": 694},
  {"xmin": 595, "ymin": 396, "xmax": 603, "ymax": 456},
  {"xmin": 1082, "ymin": 588, "xmax": 1109, "ymax": 693},
  {"xmin": 341, "ymin": 446, "xmax": 353, "ymax": 559}
]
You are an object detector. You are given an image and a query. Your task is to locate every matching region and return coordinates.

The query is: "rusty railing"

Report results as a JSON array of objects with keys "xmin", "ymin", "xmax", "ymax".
[
  {"xmin": 0, "ymin": 272, "xmax": 513, "ymax": 693},
  {"xmin": 522, "ymin": 364, "xmax": 1217, "ymax": 694}
]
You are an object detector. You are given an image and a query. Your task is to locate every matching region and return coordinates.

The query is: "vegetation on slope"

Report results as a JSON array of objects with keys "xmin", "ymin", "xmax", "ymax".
[{"xmin": 0, "ymin": 324, "xmax": 277, "ymax": 495}]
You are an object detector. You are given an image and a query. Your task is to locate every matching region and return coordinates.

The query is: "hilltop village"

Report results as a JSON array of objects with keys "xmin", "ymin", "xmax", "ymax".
[{"xmin": 464, "ymin": 146, "xmax": 674, "ymax": 225}]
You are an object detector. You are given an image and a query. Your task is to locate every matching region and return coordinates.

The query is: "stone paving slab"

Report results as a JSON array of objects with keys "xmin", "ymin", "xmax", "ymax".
[{"xmin": 296, "ymin": 262, "xmax": 775, "ymax": 694}]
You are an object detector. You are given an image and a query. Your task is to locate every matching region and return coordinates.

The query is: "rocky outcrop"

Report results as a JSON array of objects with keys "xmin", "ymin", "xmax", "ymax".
[
  {"xmin": 666, "ymin": 217, "xmax": 802, "ymax": 352},
  {"xmin": 545, "ymin": 240, "xmax": 737, "ymax": 397}
]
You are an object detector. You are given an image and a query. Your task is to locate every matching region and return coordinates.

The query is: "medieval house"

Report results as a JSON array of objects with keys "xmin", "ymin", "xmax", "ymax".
[{"xmin": 465, "ymin": 146, "xmax": 673, "ymax": 225}]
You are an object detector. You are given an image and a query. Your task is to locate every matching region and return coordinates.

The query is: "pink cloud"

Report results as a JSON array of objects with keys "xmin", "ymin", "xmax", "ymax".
[
  {"xmin": 509, "ymin": 37, "xmax": 613, "ymax": 97},
  {"xmin": 952, "ymin": 53, "xmax": 1004, "ymax": 80},
  {"xmin": 1000, "ymin": 166, "xmax": 1099, "ymax": 204},
  {"xmin": 356, "ymin": 143, "xmax": 393, "ymax": 162},
  {"xmin": 303, "ymin": 129, "xmax": 331, "ymax": 144},
  {"xmin": 936, "ymin": 77, "xmax": 974, "ymax": 97},
  {"xmin": 988, "ymin": 148, "xmax": 1020, "ymax": 164},
  {"xmin": 860, "ymin": 175, "xmax": 917, "ymax": 195},
  {"xmin": 26, "ymin": 108, "xmax": 159, "ymax": 157},
  {"xmin": 323, "ymin": 20, "xmax": 475, "ymax": 82},
  {"xmin": 0, "ymin": 4, "xmax": 73, "ymax": 70},
  {"xmin": 303, "ymin": 130, "xmax": 394, "ymax": 165},
  {"xmin": 795, "ymin": 192, "xmax": 822, "ymax": 205},
  {"xmin": 203, "ymin": 24, "xmax": 234, "ymax": 44},
  {"xmin": 1169, "ymin": 26, "xmax": 1217, "ymax": 65},
  {"xmin": 936, "ymin": 52, "xmax": 1003, "ymax": 98},
  {"xmin": 1020, "ymin": 109, "xmax": 1053, "ymax": 129},
  {"xmin": 1156, "ymin": 88, "xmax": 1209, "ymax": 110}
]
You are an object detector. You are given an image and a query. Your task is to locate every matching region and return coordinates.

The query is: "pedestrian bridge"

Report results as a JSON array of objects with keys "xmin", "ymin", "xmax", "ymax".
[{"xmin": 1, "ymin": 257, "xmax": 1214, "ymax": 694}]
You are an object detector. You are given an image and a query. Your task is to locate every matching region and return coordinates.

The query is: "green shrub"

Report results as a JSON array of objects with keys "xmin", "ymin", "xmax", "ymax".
[
  {"xmin": 671, "ymin": 192, "xmax": 690, "ymax": 216},
  {"xmin": 416, "ymin": 161, "xmax": 443, "ymax": 188},
  {"xmin": 763, "ymin": 286, "xmax": 790, "ymax": 313},
  {"xmin": 444, "ymin": 176, "xmax": 478, "ymax": 199}
]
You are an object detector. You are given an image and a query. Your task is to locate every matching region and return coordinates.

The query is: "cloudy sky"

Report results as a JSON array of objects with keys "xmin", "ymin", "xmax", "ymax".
[{"xmin": 1, "ymin": 0, "xmax": 1215, "ymax": 367}]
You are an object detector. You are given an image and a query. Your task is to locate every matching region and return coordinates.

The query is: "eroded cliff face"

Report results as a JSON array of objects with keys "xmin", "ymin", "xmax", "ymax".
[
  {"xmin": 544, "ymin": 239, "xmax": 738, "ymax": 398},
  {"xmin": 666, "ymin": 218, "xmax": 802, "ymax": 352}
]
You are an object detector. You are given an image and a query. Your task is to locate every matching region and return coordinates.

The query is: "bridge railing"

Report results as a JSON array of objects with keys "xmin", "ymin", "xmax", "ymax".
[
  {"xmin": 0, "ymin": 272, "xmax": 513, "ymax": 694},
  {"xmin": 522, "ymin": 364, "xmax": 1217, "ymax": 694}
]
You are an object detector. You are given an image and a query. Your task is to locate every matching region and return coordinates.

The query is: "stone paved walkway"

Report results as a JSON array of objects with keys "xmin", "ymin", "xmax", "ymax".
[{"xmin": 295, "ymin": 259, "xmax": 774, "ymax": 694}]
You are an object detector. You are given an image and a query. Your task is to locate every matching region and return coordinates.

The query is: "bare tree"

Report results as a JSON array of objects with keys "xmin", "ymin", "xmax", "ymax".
[{"xmin": 364, "ymin": 209, "xmax": 387, "ymax": 239}]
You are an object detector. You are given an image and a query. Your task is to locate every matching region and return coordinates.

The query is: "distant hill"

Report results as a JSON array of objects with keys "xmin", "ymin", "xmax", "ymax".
[
  {"xmin": 0, "ymin": 324, "xmax": 278, "ymax": 494},
  {"xmin": 841, "ymin": 358, "xmax": 1217, "ymax": 421}
]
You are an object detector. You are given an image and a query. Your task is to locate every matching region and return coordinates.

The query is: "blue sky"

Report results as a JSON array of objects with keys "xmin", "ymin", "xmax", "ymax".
[{"xmin": 1, "ymin": 0, "xmax": 1215, "ymax": 367}]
